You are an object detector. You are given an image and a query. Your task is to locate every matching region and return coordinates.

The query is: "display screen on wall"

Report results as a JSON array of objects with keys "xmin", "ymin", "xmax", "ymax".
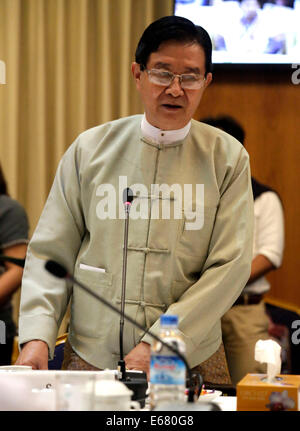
[{"xmin": 174, "ymin": 0, "xmax": 299, "ymax": 65}]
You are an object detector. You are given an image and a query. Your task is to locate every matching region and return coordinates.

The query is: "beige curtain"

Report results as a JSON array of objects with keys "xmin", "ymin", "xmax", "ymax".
[{"xmin": 0, "ymin": 0, "xmax": 173, "ymax": 233}]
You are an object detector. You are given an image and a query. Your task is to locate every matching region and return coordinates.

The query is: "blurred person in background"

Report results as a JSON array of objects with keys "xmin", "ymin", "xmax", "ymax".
[
  {"xmin": 0, "ymin": 163, "xmax": 29, "ymax": 365},
  {"xmin": 213, "ymin": 0, "xmax": 287, "ymax": 54},
  {"xmin": 200, "ymin": 115, "xmax": 285, "ymax": 384}
]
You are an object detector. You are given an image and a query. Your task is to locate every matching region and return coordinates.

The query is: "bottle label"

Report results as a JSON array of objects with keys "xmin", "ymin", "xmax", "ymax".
[{"xmin": 150, "ymin": 355, "xmax": 185, "ymax": 385}]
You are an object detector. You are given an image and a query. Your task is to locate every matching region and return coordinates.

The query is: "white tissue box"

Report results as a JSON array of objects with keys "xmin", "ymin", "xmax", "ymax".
[{"xmin": 237, "ymin": 374, "xmax": 300, "ymax": 411}]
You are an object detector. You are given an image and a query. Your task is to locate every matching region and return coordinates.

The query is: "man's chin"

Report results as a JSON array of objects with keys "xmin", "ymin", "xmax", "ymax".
[{"xmin": 155, "ymin": 111, "xmax": 189, "ymax": 130}]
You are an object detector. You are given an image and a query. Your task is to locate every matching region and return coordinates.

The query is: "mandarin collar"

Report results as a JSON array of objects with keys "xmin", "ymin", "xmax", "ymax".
[{"xmin": 141, "ymin": 114, "xmax": 191, "ymax": 145}]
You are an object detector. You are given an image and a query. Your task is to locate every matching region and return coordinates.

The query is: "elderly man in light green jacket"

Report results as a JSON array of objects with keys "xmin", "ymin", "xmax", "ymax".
[{"xmin": 16, "ymin": 16, "xmax": 253, "ymax": 383}]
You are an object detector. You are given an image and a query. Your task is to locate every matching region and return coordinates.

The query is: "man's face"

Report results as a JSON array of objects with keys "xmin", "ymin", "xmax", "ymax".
[{"xmin": 132, "ymin": 41, "xmax": 212, "ymax": 130}]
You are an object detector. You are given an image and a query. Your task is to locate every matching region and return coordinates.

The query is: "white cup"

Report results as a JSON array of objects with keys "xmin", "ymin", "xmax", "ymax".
[
  {"xmin": 94, "ymin": 379, "xmax": 140, "ymax": 411},
  {"xmin": 98, "ymin": 369, "xmax": 119, "ymax": 380},
  {"xmin": 55, "ymin": 371, "xmax": 95, "ymax": 411}
]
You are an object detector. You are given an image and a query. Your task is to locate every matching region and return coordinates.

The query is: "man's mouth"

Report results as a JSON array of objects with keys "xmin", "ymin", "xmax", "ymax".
[{"xmin": 162, "ymin": 103, "xmax": 182, "ymax": 110}]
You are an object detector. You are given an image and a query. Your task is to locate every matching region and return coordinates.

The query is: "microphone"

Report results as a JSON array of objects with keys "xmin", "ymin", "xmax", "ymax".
[
  {"xmin": 118, "ymin": 187, "xmax": 134, "ymax": 380},
  {"xmin": 122, "ymin": 187, "xmax": 134, "ymax": 206},
  {"xmin": 45, "ymin": 260, "xmax": 201, "ymax": 406},
  {"xmin": 0, "ymin": 255, "xmax": 25, "ymax": 267}
]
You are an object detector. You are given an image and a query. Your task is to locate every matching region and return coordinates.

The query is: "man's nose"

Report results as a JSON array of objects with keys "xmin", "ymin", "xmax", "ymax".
[{"xmin": 165, "ymin": 76, "xmax": 184, "ymax": 97}]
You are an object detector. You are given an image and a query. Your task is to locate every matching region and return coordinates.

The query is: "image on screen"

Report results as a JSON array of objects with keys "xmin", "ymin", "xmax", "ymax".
[{"xmin": 174, "ymin": 0, "xmax": 300, "ymax": 64}]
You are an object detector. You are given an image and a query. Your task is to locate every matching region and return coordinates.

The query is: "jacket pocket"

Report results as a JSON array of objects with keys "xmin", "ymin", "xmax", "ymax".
[
  {"xmin": 71, "ymin": 266, "xmax": 113, "ymax": 338},
  {"xmin": 75, "ymin": 264, "xmax": 113, "ymax": 288}
]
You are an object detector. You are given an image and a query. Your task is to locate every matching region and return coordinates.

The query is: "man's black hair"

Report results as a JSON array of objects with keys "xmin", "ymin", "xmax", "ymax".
[
  {"xmin": 200, "ymin": 115, "xmax": 245, "ymax": 144},
  {"xmin": 135, "ymin": 16, "xmax": 212, "ymax": 76}
]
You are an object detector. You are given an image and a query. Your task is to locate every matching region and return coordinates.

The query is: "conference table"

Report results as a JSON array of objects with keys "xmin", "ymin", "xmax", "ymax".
[
  {"xmin": 0, "ymin": 368, "xmax": 239, "ymax": 412},
  {"xmin": 2, "ymin": 368, "xmax": 298, "ymax": 413}
]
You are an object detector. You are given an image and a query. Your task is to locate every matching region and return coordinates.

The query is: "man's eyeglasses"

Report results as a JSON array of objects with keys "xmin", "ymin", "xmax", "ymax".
[{"xmin": 143, "ymin": 68, "xmax": 206, "ymax": 90}]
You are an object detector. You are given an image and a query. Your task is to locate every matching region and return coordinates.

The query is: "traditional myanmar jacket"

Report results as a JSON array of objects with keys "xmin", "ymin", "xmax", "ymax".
[{"xmin": 19, "ymin": 114, "xmax": 253, "ymax": 369}]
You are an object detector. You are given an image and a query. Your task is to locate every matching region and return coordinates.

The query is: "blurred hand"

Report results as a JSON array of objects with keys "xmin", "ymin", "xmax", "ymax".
[
  {"xmin": 15, "ymin": 339, "xmax": 49, "ymax": 370},
  {"xmin": 124, "ymin": 341, "xmax": 151, "ymax": 380}
]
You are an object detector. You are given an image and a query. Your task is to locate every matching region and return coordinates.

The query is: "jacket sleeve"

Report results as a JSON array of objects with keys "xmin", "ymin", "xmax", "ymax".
[
  {"xmin": 142, "ymin": 147, "xmax": 254, "ymax": 359},
  {"xmin": 18, "ymin": 140, "xmax": 85, "ymax": 358}
]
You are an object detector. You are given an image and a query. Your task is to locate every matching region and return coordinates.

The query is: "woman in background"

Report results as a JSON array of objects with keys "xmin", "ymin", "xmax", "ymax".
[{"xmin": 0, "ymin": 163, "xmax": 29, "ymax": 365}]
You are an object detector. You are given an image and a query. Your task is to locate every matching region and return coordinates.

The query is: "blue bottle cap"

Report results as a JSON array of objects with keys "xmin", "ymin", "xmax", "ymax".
[{"xmin": 160, "ymin": 314, "xmax": 178, "ymax": 326}]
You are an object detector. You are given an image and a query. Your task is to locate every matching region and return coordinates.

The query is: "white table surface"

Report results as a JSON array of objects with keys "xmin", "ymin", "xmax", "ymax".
[{"xmin": 213, "ymin": 396, "xmax": 237, "ymax": 411}]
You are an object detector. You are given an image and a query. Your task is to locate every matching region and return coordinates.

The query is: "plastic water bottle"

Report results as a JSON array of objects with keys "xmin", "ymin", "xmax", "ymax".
[{"xmin": 149, "ymin": 314, "xmax": 186, "ymax": 409}]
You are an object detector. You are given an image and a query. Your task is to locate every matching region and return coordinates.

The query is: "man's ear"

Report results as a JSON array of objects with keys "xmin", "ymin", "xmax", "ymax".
[
  {"xmin": 204, "ymin": 72, "xmax": 213, "ymax": 88},
  {"xmin": 131, "ymin": 62, "xmax": 142, "ymax": 88}
]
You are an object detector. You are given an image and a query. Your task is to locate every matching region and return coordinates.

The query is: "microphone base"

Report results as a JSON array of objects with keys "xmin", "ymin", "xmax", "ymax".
[{"xmin": 119, "ymin": 371, "xmax": 148, "ymax": 408}]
